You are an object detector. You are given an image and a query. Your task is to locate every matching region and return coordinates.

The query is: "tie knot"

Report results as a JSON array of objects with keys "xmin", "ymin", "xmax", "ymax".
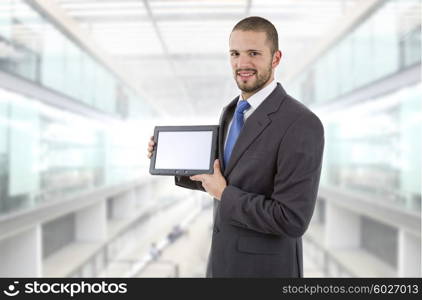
[{"xmin": 235, "ymin": 100, "xmax": 250, "ymax": 114}]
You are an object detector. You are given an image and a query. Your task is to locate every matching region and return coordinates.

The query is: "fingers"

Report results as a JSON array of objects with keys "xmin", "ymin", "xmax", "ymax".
[
  {"xmin": 190, "ymin": 175, "xmax": 204, "ymax": 182},
  {"xmin": 213, "ymin": 159, "xmax": 220, "ymax": 172},
  {"xmin": 147, "ymin": 136, "xmax": 155, "ymax": 159}
]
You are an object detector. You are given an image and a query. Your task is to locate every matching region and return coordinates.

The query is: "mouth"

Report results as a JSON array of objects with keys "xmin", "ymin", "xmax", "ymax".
[{"xmin": 237, "ymin": 70, "xmax": 256, "ymax": 81}]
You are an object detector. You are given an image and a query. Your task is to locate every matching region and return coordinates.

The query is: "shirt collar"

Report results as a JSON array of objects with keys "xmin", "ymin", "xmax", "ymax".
[{"xmin": 238, "ymin": 79, "xmax": 277, "ymax": 110}]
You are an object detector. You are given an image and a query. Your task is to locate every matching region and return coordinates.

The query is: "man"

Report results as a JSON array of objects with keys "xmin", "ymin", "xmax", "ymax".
[{"xmin": 147, "ymin": 16, "xmax": 324, "ymax": 277}]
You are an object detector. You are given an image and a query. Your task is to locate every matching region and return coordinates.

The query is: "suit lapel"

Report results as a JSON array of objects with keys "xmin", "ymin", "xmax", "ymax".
[{"xmin": 223, "ymin": 83, "xmax": 288, "ymax": 177}]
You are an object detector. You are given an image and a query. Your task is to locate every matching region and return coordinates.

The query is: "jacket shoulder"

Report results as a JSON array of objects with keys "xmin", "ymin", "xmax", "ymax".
[{"xmin": 277, "ymin": 94, "xmax": 324, "ymax": 134}]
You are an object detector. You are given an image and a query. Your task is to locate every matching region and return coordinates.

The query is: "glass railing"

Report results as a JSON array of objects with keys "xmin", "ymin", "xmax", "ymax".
[
  {"xmin": 0, "ymin": 0, "xmax": 154, "ymax": 119},
  {"xmin": 0, "ymin": 87, "xmax": 150, "ymax": 216},
  {"xmin": 286, "ymin": 0, "xmax": 421, "ymax": 105},
  {"xmin": 319, "ymin": 82, "xmax": 421, "ymax": 212}
]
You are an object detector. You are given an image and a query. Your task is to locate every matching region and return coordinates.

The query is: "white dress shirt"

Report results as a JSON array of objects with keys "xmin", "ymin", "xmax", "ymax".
[{"xmin": 224, "ymin": 79, "xmax": 277, "ymax": 148}]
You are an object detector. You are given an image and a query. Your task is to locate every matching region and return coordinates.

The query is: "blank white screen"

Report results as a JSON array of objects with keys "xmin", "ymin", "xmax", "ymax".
[{"xmin": 155, "ymin": 131, "xmax": 213, "ymax": 170}]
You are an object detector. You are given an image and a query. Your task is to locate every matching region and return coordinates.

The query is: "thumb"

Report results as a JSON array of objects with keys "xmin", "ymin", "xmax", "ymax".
[{"xmin": 213, "ymin": 159, "xmax": 221, "ymax": 174}]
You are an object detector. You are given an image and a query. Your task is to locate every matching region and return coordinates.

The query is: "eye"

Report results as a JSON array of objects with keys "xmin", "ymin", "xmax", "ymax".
[
  {"xmin": 230, "ymin": 52, "xmax": 239, "ymax": 57},
  {"xmin": 250, "ymin": 51, "xmax": 259, "ymax": 56}
]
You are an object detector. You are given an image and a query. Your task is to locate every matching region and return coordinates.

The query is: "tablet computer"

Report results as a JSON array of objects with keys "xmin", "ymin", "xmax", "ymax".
[{"xmin": 149, "ymin": 125, "xmax": 219, "ymax": 176}]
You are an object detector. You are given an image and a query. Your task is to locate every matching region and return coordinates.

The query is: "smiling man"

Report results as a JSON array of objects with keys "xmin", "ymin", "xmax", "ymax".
[
  {"xmin": 230, "ymin": 28, "xmax": 277, "ymax": 98},
  {"xmin": 147, "ymin": 16, "xmax": 324, "ymax": 277}
]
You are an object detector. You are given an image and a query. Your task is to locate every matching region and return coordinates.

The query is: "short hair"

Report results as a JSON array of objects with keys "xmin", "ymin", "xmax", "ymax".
[{"xmin": 232, "ymin": 16, "xmax": 279, "ymax": 55}]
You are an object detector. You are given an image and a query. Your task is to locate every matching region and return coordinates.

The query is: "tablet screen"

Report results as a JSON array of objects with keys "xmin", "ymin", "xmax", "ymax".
[
  {"xmin": 150, "ymin": 125, "xmax": 218, "ymax": 175},
  {"xmin": 155, "ymin": 131, "xmax": 213, "ymax": 170}
]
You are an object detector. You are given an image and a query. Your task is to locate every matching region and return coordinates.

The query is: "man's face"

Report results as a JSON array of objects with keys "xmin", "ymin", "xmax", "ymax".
[{"xmin": 229, "ymin": 30, "xmax": 280, "ymax": 98}]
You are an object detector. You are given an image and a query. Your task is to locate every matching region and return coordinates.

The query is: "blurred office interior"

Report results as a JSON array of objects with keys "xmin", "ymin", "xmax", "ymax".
[{"xmin": 0, "ymin": 0, "xmax": 420, "ymax": 277}]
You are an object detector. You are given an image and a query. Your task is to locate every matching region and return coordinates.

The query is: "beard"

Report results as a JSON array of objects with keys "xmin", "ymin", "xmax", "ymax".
[{"xmin": 234, "ymin": 64, "xmax": 272, "ymax": 94}]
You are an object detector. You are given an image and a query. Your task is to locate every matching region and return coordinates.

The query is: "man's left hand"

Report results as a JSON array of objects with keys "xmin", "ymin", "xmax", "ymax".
[{"xmin": 190, "ymin": 159, "xmax": 227, "ymax": 200}]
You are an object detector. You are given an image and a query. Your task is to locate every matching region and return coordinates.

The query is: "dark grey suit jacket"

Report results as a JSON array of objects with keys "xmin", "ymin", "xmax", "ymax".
[{"xmin": 175, "ymin": 83, "xmax": 324, "ymax": 277}]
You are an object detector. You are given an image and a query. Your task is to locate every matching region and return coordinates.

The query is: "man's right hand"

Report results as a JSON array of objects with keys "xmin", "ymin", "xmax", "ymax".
[{"xmin": 147, "ymin": 136, "xmax": 155, "ymax": 159}]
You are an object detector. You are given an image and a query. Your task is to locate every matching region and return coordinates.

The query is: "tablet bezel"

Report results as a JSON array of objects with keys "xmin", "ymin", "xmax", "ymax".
[{"xmin": 149, "ymin": 125, "xmax": 219, "ymax": 176}]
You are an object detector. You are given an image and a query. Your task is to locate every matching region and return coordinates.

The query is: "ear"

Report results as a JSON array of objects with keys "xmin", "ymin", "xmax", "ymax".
[{"xmin": 272, "ymin": 50, "xmax": 282, "ymax": 68}]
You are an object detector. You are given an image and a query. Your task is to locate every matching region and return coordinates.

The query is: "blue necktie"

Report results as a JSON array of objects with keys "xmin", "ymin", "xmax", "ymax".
[{"xmin": 224, "ymin": 100, "xmax": 251, "ymax": 168}]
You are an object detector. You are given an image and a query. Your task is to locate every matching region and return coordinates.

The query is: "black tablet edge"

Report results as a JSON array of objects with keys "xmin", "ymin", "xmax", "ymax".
[{"xmin": 149, "ymin": 125, "xmax": 219, "ymax": 176}]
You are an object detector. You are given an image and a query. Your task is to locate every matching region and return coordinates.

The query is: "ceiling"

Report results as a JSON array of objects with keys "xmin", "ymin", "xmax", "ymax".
[{"xmin": 55, "ymin": 0, "xmax": 361, "ymax": 118}]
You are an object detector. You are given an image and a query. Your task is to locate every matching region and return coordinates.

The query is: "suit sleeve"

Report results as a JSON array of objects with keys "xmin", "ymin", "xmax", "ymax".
[
  {"xmin": 219, "ymin": 113, "xmax": 324, "ymax": 238},
  {"xmin": 175, "ymin": 176, "xmax": 206, "ymax": 192}
]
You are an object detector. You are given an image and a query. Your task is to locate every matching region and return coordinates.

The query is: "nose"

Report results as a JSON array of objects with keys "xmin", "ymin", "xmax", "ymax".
[{"xmin": 236, "ymin": 53, "xmax": 252, "ymax": 69}]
